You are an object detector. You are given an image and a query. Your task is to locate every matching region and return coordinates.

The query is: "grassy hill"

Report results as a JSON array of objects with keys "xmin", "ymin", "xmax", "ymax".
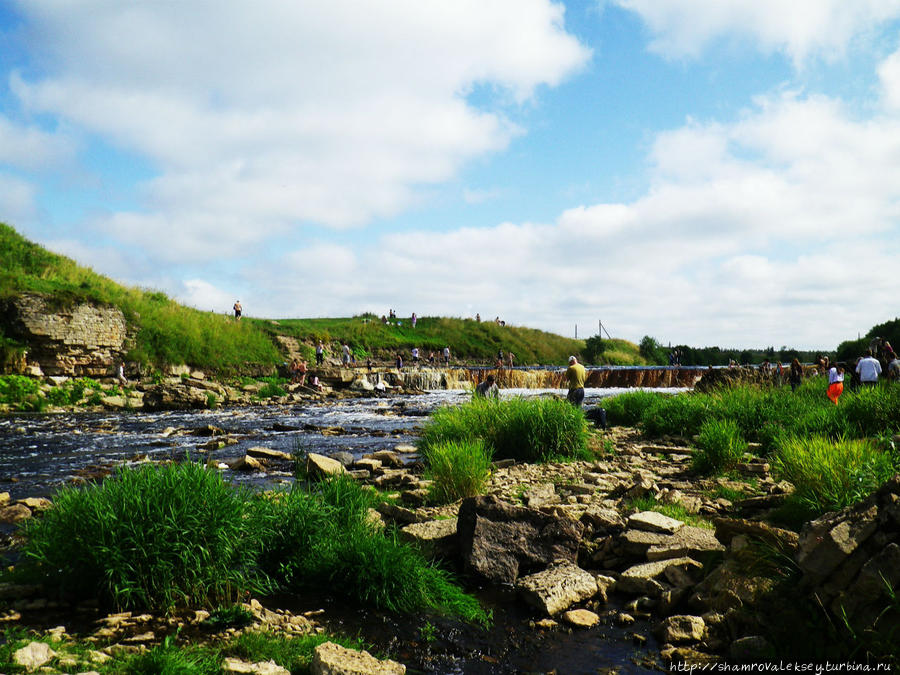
[{"xmin": 0, "ymin": 222, "xmax": 646, "ymax": 373}]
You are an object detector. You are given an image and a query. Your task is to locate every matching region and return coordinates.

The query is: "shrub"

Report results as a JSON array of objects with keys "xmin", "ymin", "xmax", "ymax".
[
  {"xmin": 419, "ymin": 397, "xmax": 589, "ymax": 463},
  {"xmin": 423, "ymin": 439, "xmax": 493, "ymax": 503},
  {"xmin": 772, "ymin": 435, "xmax": 900, "ymax": 515},
  {"xmin": 604, "ymin": 390, "xmax": 661, "ymax": 426},
  {"xmin": 642, "ymin": 393, "xmax": 711, "ymax": 438},
  {"xmin": 20, "ymin": 462, "xmax": 270, "ymax": 611},
  {"xmin": 841, "ymin": 385, "xmax": 900, "ymax": 437},
  {"xmin": 692, "ymin": 418, "xmax": 747, "ymax": 474}
]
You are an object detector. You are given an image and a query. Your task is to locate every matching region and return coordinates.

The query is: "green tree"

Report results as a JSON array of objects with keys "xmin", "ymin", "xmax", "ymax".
[
  {"xmin": 583, "ymin": 334, "xmax": 606, "ymax": 364},
  {"xmin": 639, "ymin": 335, "xmax": 665, "ymax": 364}
]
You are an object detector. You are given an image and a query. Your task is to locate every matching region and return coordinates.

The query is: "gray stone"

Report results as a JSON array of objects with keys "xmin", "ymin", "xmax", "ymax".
[
  {"xmin": 369, "ymin": 450, "xmax": 403, "ymax": 468},
  {"xmin": 229, "ymin": 455, "xmax": 265, "ymax": 472},
  {"xmin": 247, "ymin": 446, "xmax": 292, "ymax": 461},
  {"xmin": 311, "ymin": 641, "xmax": 406, "ymax": 675},
  {"xmin": 0, "ymin": 504, "xmax": 32, "ymax": 524},
  {"xmin": 628, "ymin": 511, "xmax": 684, "ymax": 534},
  {"xmin": 580, "ymin": 507, "xmax": 625, "ymax": 533},
  {"xmin": 400, "ymin": 519, "xmax": 458, "ymax": 559},
  {"xmin": 523, "ymin": 483, "xmax": 559, "ymax": 507},
  {"xmin": 14, "ymin": 641, "xmax": 57, "ymax": 670},
  {"xmin": 796, "ymin": 506, "xmax": 878, "ymax": 582},
  {"xmin": 516, "ymin": 563, "xmax": 599, "ymax": 615},
  {"xmin": 223, "ymin": 657, "xmax": 290, "ymax": 674},
  {"xmin": 646, "ymin": 527, "xmax": 725, "ymax": 562},
  {"xmin": 657, "ymin": 615, "xmax": 705, "ymax": 643},
  {"xmin": 618, "ymin": 557, "xmax": 703, "ymax": 597},
  {"xmin": 306, "ymin": 453, "xmax": 347, "ymax": 479},
  {"xmin": 457, "ymin": 495, "xmax": 583, "ymax": 584}
]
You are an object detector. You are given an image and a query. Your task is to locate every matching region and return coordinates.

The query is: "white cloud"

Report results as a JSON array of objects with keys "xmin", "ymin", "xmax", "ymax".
[
  {"xmin": 10, "ymin": 0, "xmax": 590, "ymax": 257},
  {"xmin": 0, "ymin": 115, "xmax": 76, "ymax": 170},
  {"xmin": 229, "ymin": 84, "xmax": 900, "ymax": 350},
  {"xmin": 0, "ymin": 173, "xmax": 38, "ymax": 223},
  {"xmin": 614, "ymin": 0, "xmax": 900, "ymax": 64}
]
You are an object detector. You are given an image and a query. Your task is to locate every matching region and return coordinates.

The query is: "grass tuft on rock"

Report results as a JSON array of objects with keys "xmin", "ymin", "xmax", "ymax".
[
  {"xmin": 422, "ymin": 439, "xmax": 493, "ymax": 503},
  {"xmin": 692, "ymin": 418, "xmax": 747, "ymax": 475}
]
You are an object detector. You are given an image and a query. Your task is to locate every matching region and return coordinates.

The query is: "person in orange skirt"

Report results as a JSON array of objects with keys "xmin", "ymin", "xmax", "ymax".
[{"xmin": 827, "ymin": 364, "xmax": 845, "ymax": 404}]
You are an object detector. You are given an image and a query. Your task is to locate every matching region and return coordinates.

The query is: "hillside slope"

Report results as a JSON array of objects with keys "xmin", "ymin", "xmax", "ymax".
[{"xmin": 1, "ymin": 222, "xmax": 645, "ymax": 372}]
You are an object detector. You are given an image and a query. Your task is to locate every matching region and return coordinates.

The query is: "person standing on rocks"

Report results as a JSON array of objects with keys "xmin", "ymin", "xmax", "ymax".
[
  {"xmin": 856, "ymin": 349, "xmax": 882, "ymax": 387},
  {"xmin": 443, "ymin": 346, "xmax": 451, "ymax": 366},
  {"xmin": 316, "ymin": 341, "xmax": 325, "ymax": 366},
  {"xmin": 342, "ymin": 343, "xmax": 351, "ymax": 366},
  {"xmin": 565, "ymin": 355, "xmax": 586, "ymax": 407},
  {"xmin": 233, "ymin": 300, "xmax": 242, "ymax": 321},
  {"xmin": 116, "ymin": 361, "xmax": 128, "ymax": 387},
  {"xmin": 412, "ymin": 347, "xmax": 420, "ymax": 365}
]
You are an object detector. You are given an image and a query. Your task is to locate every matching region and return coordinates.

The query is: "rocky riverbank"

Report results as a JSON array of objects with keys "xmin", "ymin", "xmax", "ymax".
[{"xmin": 3, "ymin": 422, "xmax": 897, "ymax": 672}]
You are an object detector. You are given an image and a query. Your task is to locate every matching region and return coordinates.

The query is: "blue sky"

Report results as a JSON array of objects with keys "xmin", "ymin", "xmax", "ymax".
[{"xmin": 2, "ymin": 1, "xmax": 900, "ymax": 350}]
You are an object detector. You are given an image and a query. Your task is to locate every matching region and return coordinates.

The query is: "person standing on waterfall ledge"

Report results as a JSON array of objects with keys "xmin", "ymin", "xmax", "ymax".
[{"xmin": 566, "ymin": 355, "xmax": 586, "ymax": 407}]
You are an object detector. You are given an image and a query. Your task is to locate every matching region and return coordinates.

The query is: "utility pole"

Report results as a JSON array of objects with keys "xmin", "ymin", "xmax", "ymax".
[{"xmin": 575, "ymin": 324, "xmax": 578, "ymax": 339}]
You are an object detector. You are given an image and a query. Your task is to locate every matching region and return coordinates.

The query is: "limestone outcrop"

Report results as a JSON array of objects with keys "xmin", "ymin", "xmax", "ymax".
[{"xmin": 1, "ymin": 293, "xmax": 129, "ymax": 376}]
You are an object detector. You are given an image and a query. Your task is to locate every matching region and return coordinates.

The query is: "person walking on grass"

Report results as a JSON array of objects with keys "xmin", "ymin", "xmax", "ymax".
[
  {"xmin": 856, "ymin": 349, "xmax": 882, "ymax": 387},
  {"xmin": 789, "ymin": 358, "xmax": 803, "ymax": 392},
  {"xmin": 233, "ymin": 300, "xmax": 242, "ymax": 321},
  {"xmin": 566, "ymin": 355, "xmax": 586, "ymax": 407},
  {"xmin": 826, "ymin": 364, "xmax": 844, "ymax": 404}
]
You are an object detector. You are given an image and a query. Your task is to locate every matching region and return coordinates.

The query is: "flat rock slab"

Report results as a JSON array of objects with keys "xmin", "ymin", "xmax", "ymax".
[
  {"xmin": 646, "ymin": 527, "xmax": 725, "ymax": 562},
  {"xmin": 14, "ymin": 642, "xmax": 57, "ymax": 670},
  {"xmin": 223, "ymin": 657, "xmax": 290, "ymax": 674},
  {"xmin": 516, "ymin": 563, "xmax": 599, "ymax": 615},
  {"xmin": 400, "ymin": 519, "xmax": 458, "ymax": 559},
  {"xmin": 628, "ymin": 511, "xmax": 684, "ymax": 534},
  {"xmin": 311, "ymin": 641, "xmax": 406, "ymax": 675},
  {"xmin": 618, "ymin": 557, "xmax": 704, "ymax": 597},
  {"xmin": 247, "ymin": 446, "xmax": 292, "ymax": 461}
]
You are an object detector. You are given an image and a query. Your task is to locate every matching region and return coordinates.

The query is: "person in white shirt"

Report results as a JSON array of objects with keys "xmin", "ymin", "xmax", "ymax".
[
  {"xmin": 826, "ymin": 365, "xmax": 844, "ymax": 404},
  {"xmin": 855, "ymin": 350, "xmax": 882, "ymax": 386}
]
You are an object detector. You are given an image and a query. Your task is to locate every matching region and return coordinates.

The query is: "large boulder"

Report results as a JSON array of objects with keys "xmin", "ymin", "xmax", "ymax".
[
  {"xmin": 142, "ymin": 383, "xmax": 213, "ymax": 410},
  {"xmin": 457, "ymin": 495, "xmax": 584, "ymax": 584}
]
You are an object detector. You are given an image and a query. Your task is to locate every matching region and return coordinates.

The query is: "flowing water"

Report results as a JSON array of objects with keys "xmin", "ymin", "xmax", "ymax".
[{"xmin": 0, "ymin": 385, "xmax": 684, "ymax": 674}]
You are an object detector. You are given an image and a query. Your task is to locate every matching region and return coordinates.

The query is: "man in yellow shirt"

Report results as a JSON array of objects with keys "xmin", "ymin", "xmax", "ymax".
[{"xmin": 566, "ymin": 355, "xmax": 586, "ymax": 407}]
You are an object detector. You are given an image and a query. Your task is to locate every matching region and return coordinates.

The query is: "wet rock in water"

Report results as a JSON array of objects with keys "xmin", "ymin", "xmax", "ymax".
[
  {"xmin": 457, "ymin": 495, "xmax": 583, "ymax": 584},
  {"xmin": 191, "ymin": 424, "xmax": 227, "ymax": 437},
  {"xmin": 223, "ymin": 657, "xmax": 290, "ymax": 675},
  {"xmin": 311, "ymin": 641, "xmax": 406, "ymax": 675},
  {"xmin": 369, "ymin": 450, "xmax": 403, "ymax": 468},
  {"xmin": 14, "ymin": 641, "xmax": 57, "ymax": 670},
  {"xmin": 562, "ymin": 608, "xmax": 600, "ymax": 627},
  {"xmin": 399, "ymin": 518, "xmax": 458, "ymax": 559},
  {"xmin": 18, "ymin": 496, "xmax": 51, "ymax": 512},
  {"xmin": 306, "ymin": 453, "xmax": 347, "ymax": 478},
  {"xmin": 331, "ymin": 451, "xmax": 355, "ymax": 467},
  {"xmin": 656, "ymin": 615, "xmax": 705, "ymax": 643},
  {"xmin": 272, "ymin": 422, "xmax": 300, "ymax": 432},
  {"xmin": 0, "ymin": 504, "xmax": 32, "ymax": 524},
  {"xmin": 628, "ymin": 511, "xmax": 684, "ymax": 535},
  {"xmin": 229, "ymin": 455, "xmax": 265, "ymax": 473},
  {"xmin": 246, "ymin": 447, "xmax": 293, "ymax": 462},
  {"xmin": 393, "ymin": 443, "xmax": 417, "ymax": 454},
  {"xmin": 516, "ymin": 563, "xmax": 599, "ymax": 615}
]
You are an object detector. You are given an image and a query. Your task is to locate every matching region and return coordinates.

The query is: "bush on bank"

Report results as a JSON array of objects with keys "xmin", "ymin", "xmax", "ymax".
[
  {"xmin": 418, "ymin": 396, "xmax": 590, "ymax": 463},
  {"xmin": 18, "ymin": 464, "xmax": 487, "ymax": 624},
  {"xmin": 422, "ymin": 439, "xmax": 494, "ymax": 503}
]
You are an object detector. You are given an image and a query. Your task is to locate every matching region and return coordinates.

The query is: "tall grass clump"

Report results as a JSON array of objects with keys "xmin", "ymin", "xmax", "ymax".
[
  {"xmin": 419, "ymin": 397, "xmax": 589, "ymax": 463},
  {"xmin": 692, "ymin": 418, "xmax": 747, "ymax": 474},
  {"xmin": 772, "ymin": 435, "xmax": 900, "ymax": 516},
  {"xmin": 841, "ymin": 385, "xmax": 900, "ymax": 437},
  {"xmin": 641, "ymin": 392, "xmax": 712, "ymax": 438},
  {"xmin": 252, "ymin": 477, "xmax": 489, "ymax": 625},
  {"xmin": 19, "ymin": 462, "xmax": 269, "ymax": 612},
  {"xmin": 604, "ymin": 390, "xmax": 661, "ymax": 426},
  {"xmin": 422, "ymin": 439, "xmax": 493, "ymax": 503}
]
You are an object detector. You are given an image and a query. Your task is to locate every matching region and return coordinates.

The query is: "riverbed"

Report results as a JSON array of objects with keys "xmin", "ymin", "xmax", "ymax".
[{"xmin": 1, "ymin": 386, "xmax": 685, "ymax": 674}]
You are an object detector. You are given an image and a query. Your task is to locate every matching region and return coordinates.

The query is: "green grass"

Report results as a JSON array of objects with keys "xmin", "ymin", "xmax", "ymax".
[
  {"xmin": 422, "ymin": 439, "xmax": 494, "ymax": 503},
  {"xmin": 771, "ymin": 435, "xmax": 900, "ymax": 516},
  {"xmin": 19, "ymin": 461, "xmax": 270, "ymax": 612},
  {"xmin": 692, "ymin": 418, "xmax": 747, "ymax": 474},
  {"xmin": 627, "ymin": 495, "xmax": 714, "ymax": 529},
  {"xmin": 17, "ymin": 464, "xmax": 487, "ymax": 624},
  {"xmin": 419, "ymin": 396, "xmax": 591, "ymax": 463}
]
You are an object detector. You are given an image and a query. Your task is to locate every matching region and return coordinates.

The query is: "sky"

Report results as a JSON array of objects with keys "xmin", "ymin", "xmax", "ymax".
[{"xmin": 1, "ymin": 1, "xmax": 900, "ymax": 351}]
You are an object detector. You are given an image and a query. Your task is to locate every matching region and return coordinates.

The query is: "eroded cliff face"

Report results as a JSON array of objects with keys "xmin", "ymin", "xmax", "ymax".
[{"xmin": 1, "ymin": 294, "xmax": 129, "ymax": 376}]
